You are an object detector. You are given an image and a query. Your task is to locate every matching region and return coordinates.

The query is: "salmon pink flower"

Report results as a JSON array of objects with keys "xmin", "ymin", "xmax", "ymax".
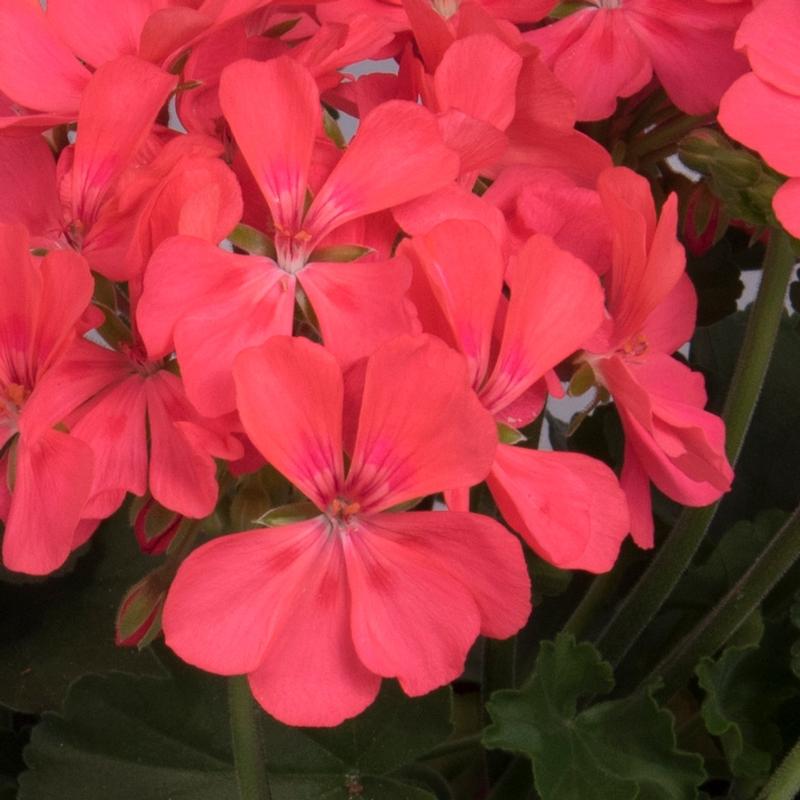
[
  {"xmin": 30, "ymin": 332, "xmax": 243, "ymax": 523},
  {"xmin": 402, "ymin": 220, "xmax": 630, "ymax": 572},
  {"xmin": 319, "ymin": 0, "xmax": 557, "ymax": 43},
  {"xmin": 162, "ymin": 334, "xmax": 530, "ymax": 726},
  {"xmin": 718, "ymin": 0, "xmax": 800, "ymax": 237},
  {"xmin": 176, "ymin": 12, "xmax": 394, "ymax": 137},
  {"xmin": 0, "ymin": 223, "xmax": 96, "ymax": 575},
  {"xmin": 0, "ymin": 0, "xmax": 302, "ymax": 130},
  {"xmin": 525, "ymin": 0, "xmax": 749, "ymax": 121},
  {"xmin": 139, "ymin": 56, "xmax": 458, "ymax": 417},
  {"xmin": 581, "ymin": 167, "xmax": 733, "ymax": 547},
  {"xmin": 0, "ymin": 60, "xmax": 242, "ymax": 281},
  {"xmin": 482, "ymin": 165, "xmax": 612, "ymax": 274}
]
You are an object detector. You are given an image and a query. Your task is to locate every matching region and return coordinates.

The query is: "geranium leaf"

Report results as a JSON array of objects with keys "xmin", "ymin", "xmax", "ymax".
[
  {"xmin": 697, "ymin": 644, "xmax": 796, "ymax": 784},
  {"xmin": 0, "ymin": 511, "xmax": 162, "ymax": 713},
  {"xmin": 19, "ymin": 659, "xmax": 452, "ymax": 800},
  {"xmin": 483, "ymin": 634, "xmax": 706, "ymax": 800}
]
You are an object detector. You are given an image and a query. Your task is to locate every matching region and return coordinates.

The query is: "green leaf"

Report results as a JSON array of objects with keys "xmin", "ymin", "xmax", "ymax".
[
  {"xmin": 262, "ymin": 681, "xmax": 453, "ymax": 794},
  {"xmin": 20, "ymin": 662, "xmax": 452, "ymax": 800},
  {"xmin": 19, "ymin": 669, "xmax": 238, "ymax": 800},
  {"xmin": 0, "ymin": 512, "xmax": 162, "ymax": 712},
  {"xmin": 484, "ymin": 634, "xmax": 706, "ymax": 800},
  {"xmin": 697, "ymin": 644, "xmax": 797, "ymax": 784}
]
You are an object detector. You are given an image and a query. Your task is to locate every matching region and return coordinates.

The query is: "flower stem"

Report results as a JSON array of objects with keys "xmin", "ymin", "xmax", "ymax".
[
  {"xmin": 593, "ymin": 229, "xmax": 795, "ymax": 668},
  {"xmin": 720, "ymin": 231, "xmax": 796, "ymax": 463},
  {"xmin": 758, "ymin": 735, "xmax": 800, "ymax": 800},
  {"xmin": 628, "ymin": 113, "xmax": 713, "ymax": 161},
  {"xmin": 419, "ymin": 733, "xmax": 483, "ymax": 761},
  {"xmin": 562, "ymin": 570, "xmax": 619, "ymax": 642},
  {"xmin": 649, "ymin": 503, "xmax": 800, "ymax": 698},
  {"xmin": 228, "ymin": 676, "xmax": 271, "ymax": 800}
]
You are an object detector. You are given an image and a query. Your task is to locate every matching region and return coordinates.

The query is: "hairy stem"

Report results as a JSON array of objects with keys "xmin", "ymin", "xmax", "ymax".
[
  {"xmin": 650, "ymin": 504, "xmax": 800, "ymax": 697},
  {"xmin": 758, "ymin": 735, "xmax": 800, "ymax": 800},
  {"xmin": 229, "ymin": 676, "xmax": 271, "ymax": 800}
]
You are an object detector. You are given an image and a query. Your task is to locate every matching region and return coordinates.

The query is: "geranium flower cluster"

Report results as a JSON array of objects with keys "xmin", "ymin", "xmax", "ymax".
[{"xmin": 0, "ymin": 0, "xmax": 757, "ymax": 728}]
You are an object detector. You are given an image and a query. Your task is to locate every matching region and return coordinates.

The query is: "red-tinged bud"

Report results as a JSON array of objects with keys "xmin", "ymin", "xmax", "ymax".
[
  {"xmin": 115, "ymin": 569, "xmax": 168, "ymax": 648},
  {"xmin": 132, "ymin": 498, "xmax": 183, "ymax": 556},
  {"xmin": 683, "ymin": 182, "xmax": 727, "ymax": 257}
]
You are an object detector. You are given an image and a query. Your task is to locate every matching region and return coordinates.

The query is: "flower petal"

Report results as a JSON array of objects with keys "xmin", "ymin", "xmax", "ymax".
[
  {"xmin": 347, "ymin": 335, "xmax": 497, "ymax": 512},
  {"xmin": 719, "ymin": 73, "xmax": 800, "ymax": 178},
  {"xmin": 70, "ymin": 56, "xmax": 176, "ymax": 228},
  {"xmin": 299, "ymin": 257, "xmax": 418, "ymax": 369},
  {"xmin": 219, "ymin": 57, "xmax": 318, "ymax": 232},
  {"xmin": 488, "ymin": 444, "xmax": 630, "ymax": 573},
  {"xmin": 480, "ymin": 234, "xmax": 604, "ymax": 415},
  {"xmin": 0, "ymin": 135, "xmax": 61, "ymax": 237},
  {"xmin": 773, "ymin": 178, "xmax": 800, "ymax": 238},
  {"xmin": 343, "ymin": 515, "xmax": 481, "ymax": 696},
  {"xmin": 364, "ymin": 511, "xmax": 531, "ymax": 639},
  {"xmin": 163, "ymin": 517, "xmax": 332, "ymax": 674},
  {"xmin": 434, "ymin": 34, "xmax": 522, "ymax": 129},
  {"xmin": 400, "ymin": 219, "xmax": 504, "ymax": 388},
  {"xmin": 248, "ymin": 534, "xmax": 381, "ymax": 727},
  {"xmin": 0, "ymin": 0, "xmax": 89, "ymax": 113},
  {"xmin": 2, "ymin": 428, "xmax": 93, "ymax": 575},
  {"xmin": 234, "ymin": 337, "xmax": 344, "ymax": 510},
  {"xmin": 304, "ymin": 101, "xmax": 460, "ymax": 243},
  {"xmin": 145, "ymin": 371, "xmax": 224, "ymax": 518}
]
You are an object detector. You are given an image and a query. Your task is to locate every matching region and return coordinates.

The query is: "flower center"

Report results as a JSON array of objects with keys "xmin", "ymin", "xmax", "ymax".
[
  {"xmin": 598, "ymin": 0, "xmax": 622, "ymax": 8},
  {"xmin": 274, "ymin": 225, "xmax": 313, "ymax": 274},
  {"xmin": 120, "ymin": 342, "xmax": 161, "ymax": 377},
  {"xmin": 328, "ymin": 497, "xmax": 361, "ymax": 524},
  {"xmin": 620, "ymin": 333, "xmax": 649, "ymax": 358},
  {"xmin": 1, "ymin": 382, "xmax": 28, "ymax": 436}
]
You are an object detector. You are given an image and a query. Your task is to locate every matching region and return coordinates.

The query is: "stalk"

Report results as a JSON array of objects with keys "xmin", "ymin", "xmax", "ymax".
[
  {"xmin": 594, "ymin": 230, "xmax": 795, "ymax": 667},
  {"xmin": 228, "ymin": 676, "xmax": 271, "ymax": 800}
]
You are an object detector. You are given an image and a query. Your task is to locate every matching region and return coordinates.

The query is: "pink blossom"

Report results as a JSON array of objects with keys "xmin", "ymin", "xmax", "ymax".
[{"xmin": 162, "ymin": 334, "xmax": 531, "ymax": 726}]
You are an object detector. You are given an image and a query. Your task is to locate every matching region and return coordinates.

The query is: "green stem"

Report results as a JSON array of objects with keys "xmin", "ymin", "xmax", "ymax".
[
  {"xmin": 562, "ymin": 571, "xmax": 619, "ymax": 641},
  {"xmin": 758, "ymin": 736, "xmax": 800, "ymax": 800},
  {"xmin": 484, "ymin": 637, "xmax": 518, "ymax": 697},
  {"xmin": 628, "ymin": 113, "xmax": 712, "ymax": 160},
  {"xmin": 228, "ymin": 676, "xmax": 271, "ymax": 800},
  {"xmin": 594, "ymin": 230, "xmax": 795, "ymax": 667},
  {"xmin": 418, "ymin": 733, "xmax": 483, "ymax": 761},
  {"xmin": 649, "ymin": 504, "xmax": 800, "ymax": 698},
  {"xmin": 721, "ymin": 231, "xmax": 796, "ymax": 463}
]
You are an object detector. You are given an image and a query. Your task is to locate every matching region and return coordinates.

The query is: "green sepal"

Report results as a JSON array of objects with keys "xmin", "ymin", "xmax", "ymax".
[
  {"xmin": 308, "ymin": 244, "xmax": 372, "ymax": 263},
  {"xmin": 228, "ymin": 224, "xmax": 277, "ymax": 259}
]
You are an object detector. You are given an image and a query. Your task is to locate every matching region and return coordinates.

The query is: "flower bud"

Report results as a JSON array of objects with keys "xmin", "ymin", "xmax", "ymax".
[
  {"xmin": 115, "ymin": 569, "xmax": 168, "ymax": 648},
  {"xmin": 683, "ymin": 183, "xmax": 727, "ymax": 257},
  {"xmin": 132, "ymin": 497, "xmax": 183, "ymax": 555}
]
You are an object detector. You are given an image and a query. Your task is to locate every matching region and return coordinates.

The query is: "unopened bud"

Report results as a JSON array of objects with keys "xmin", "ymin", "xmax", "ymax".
[
  {"xmin": 116, "ymin": 569, "xmax": 168, "ymax": 648},
  {"xmin": 132, "ymin": 497, "xmax": 183, "ymax": 555},
  {"xmin": 678, "ymin": 129, "xmax": 730, "ymax": 172},
  {"xmin": 683, "ymin": 183, "xmax": 727, "ymax": 257},
  {"xmin": 710, "ymin": 150, "xmax": 763, "ymax": 188}
]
